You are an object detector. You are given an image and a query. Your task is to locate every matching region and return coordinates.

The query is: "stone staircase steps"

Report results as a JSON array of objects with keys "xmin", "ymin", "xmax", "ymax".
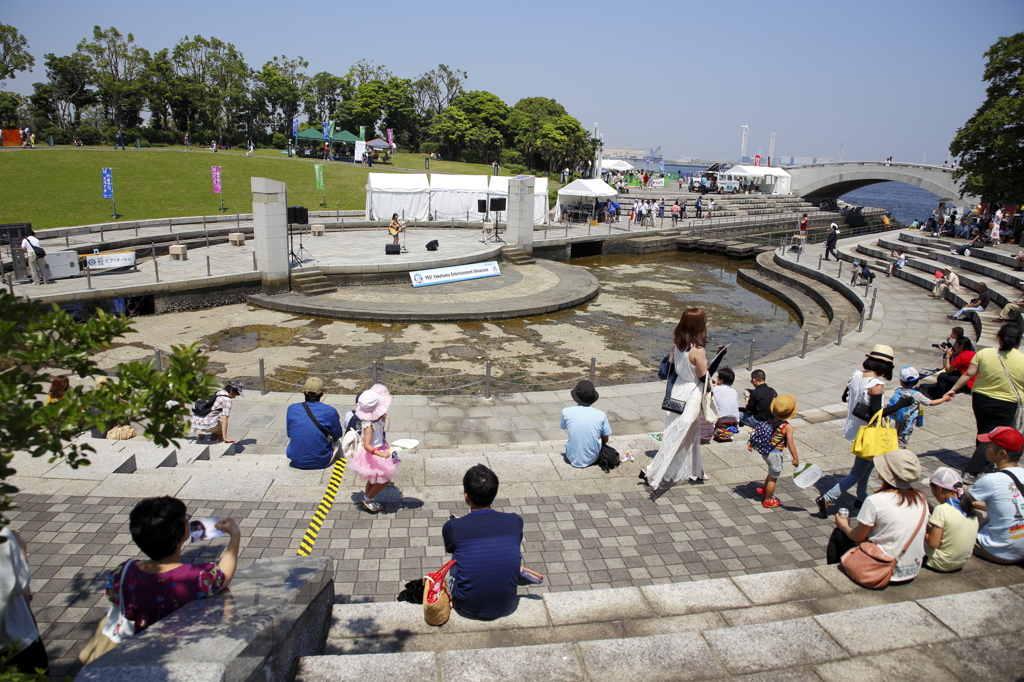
[
  {"xmin": 500, "ymin": 246, "xmax": 534, "ymax": 265},
  {"xmin": 296, "ymin": 564, "xmax": 1024, "ymax": 681},
  {"xmin": 292, "ymin": 266, "xmax": 335, "ymax": 296}
]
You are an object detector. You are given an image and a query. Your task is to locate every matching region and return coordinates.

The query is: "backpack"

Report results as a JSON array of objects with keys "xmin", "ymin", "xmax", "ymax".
[
  {"xmin": 888, "ymin": 387, "xmax": 921, "ymax": 424},
  {"xmin": 343, "ymin": 411, "xmax": 362, "ymax": 434},
  {"xmin": 750, "ymin": 420, "xmax": 785, "ymax": 457},
  {"xmin": 192, "ymin": 394, "xmax": 220, "ymax": 417}
]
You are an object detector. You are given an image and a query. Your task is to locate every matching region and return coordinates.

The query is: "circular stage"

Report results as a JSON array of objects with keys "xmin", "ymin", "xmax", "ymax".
[{"xmin": 247, "ymin": 259, "xmax": 599, "ymax": 321}]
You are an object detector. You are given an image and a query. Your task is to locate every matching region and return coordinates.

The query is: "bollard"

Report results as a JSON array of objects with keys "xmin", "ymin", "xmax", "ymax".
[
  {"xmin": 252, "ymin": 251, "xmax": 258, "ymax": 271},
  {"xmin": 135, "ymin": 225, "xmax": 139, "ymax": 237},
  {"xmin": 206, "ymin": 255, "xmax": 211, "ymax": 277},
  {"xmin": 258, "ymin": 358, "xmax": 266, "ymax": 396},
  {"xmin": 205, "ymin": 231, "xmax": 210, "ymax": 249},
  {"xmin": 796, "ymin": 248, "xmax": 800, "ymax": 263},
  {"xmin": 485, "ymin": 360, "xmax": 492, "ymax": 399},
  {"xmin": 371, "ymin": 360, "xmax": 378, "ymax": 385},
  {"xmin": 236, "ymin": 213, "xmax": 240, "ymax": 228},
  {"xmin": 837, "ymin": 261, "xmax": 843, "ymax": 279},
  {"xmin": 6, "ymin": 274, "xmax": 13, "ymax": 295},
  {"xmin": 800, "ymin": 330, "xmax": 809, "ymax": 359},
  {"xmin": 864, "ymin": 280, "xmax": 869, "ymax": 296},
  {"xmin": 86, "ymin": 264, "xmax": 92, "ymax": 289},
  {"xmin": 154, "ymin": 349, "xmax": 163, "ymax": 371},
  {"xmin": 100, "ymin": 226, "xmax": 104, "ymax": 242},
  {"xmin": 857, "ymin": 313, "xmax": 865, "ymax": 333},
  {"xmin": 836, "ymin": 319, "xmax": 846, "ymax": 346},
  {"xmin": 868, "ymin": 288, "xmax": 878, "ymax": 320},
  {"xmin": 818, "ymin": 254, "xmax": 822, "ymax": 271},
  {"xmin": 153, "ymin": 253, "xmax": 160, "ymax": 282},
  {"xmin": 203, "ymin": 215, "xmax": 206, "ymax": 230},
  {"xmin": 65, "ymin": 234, "xmax": 69, "ymax": 248},
  {"xmin": 590, "ymin": 356, "xmax": 596, "ymax": 384},
  {"xmin": 747, "ymin": 339, "xmax": 756, "ymax": 371}
]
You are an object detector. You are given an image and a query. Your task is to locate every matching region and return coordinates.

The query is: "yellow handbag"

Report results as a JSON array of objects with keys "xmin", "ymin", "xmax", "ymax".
[{"xmin": 850, "ymin": 410, "xmax": 899, "ymax": 459}]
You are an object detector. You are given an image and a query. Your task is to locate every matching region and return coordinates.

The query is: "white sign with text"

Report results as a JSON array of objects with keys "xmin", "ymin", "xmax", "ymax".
[
  {"xmin": 86, "ymin": 251, "xmax": 136, "ymax": 270},
  {"xmin": 410, "ymin": 261, "xmax": 501, "ymax": 288}
]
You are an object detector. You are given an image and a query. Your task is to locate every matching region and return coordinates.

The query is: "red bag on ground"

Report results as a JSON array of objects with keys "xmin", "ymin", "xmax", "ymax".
[{"xmin": 423, "ymin": 559, "xmax": 456, "ymax": 626}]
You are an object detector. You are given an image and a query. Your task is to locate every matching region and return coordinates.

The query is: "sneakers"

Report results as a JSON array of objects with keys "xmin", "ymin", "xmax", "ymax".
[
  {"xmin": 756, "ymin": 486, "xmax": 765, "ymax": 498},
  {"xmin": 762, "ymin": 497, "xmax": 781, "ymax": 509},
  {"xmin": 815, "ymin": 496, "xmax": 828, "ymax": 518}
]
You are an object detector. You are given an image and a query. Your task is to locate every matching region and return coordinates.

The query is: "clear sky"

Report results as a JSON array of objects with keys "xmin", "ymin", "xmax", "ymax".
[{"xmin": 3, "ymin": 0, "xmax": 1021, "ymax": 163}]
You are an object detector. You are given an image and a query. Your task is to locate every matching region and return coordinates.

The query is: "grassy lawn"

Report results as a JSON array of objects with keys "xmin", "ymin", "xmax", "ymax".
[{"xmin": 0, "ymin": 147, "xmax": 508, "ymax": 230}]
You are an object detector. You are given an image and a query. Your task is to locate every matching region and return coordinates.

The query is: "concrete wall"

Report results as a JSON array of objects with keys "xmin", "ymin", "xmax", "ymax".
[{"xmin": 251, "ymin": 177, "xmax": 289, "ymax": 294}]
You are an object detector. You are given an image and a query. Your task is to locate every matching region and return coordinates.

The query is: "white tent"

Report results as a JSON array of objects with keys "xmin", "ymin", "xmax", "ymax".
[
  {"xmin": 554, "ymin": 178, "xmax": 618, "ymax": 219},
  {"xmin": 534, "ymin": 177, "xmax": 550, "ymax": 225},
  {"xmin": 601, "ymin": 159, "xmax": 634, "ymax": 171},
  {"xmin": 724, "ymin": 165, "xmax": 792, "ymax": 195},
  {"xmin": 366, "ymin": 173, "xmax": 430, "ymax": 221},
  {"xmin": 429, "ymin": 173, "xmax": 489, "ymax": 221}
]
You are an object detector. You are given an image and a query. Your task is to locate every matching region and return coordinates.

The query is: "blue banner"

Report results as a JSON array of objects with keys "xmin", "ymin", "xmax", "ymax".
[
  {"xmin": 292, "ymin": 119, "xmax": 298, "ymax": 138},
  {"xmin": 102, "ymin": 168, "xmax": 113, "ymax": 200},
  {"xmin": 659, "ymin": 160, "xmax": 665, "ymax": 172},
  {"xmin": 323, "ymin": 121, "xmax": 330, "ymax": 141}
]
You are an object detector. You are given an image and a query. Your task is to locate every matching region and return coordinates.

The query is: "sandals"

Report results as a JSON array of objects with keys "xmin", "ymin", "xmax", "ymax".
[{"xmin": 361, "ymin": 497, "xmax": 382, "ymax": 513}]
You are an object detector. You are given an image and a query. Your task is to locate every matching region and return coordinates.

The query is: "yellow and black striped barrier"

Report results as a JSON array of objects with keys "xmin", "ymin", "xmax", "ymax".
[{"xmin": 296, "ymin": 455, "xmax": 346, "ymax": 556}]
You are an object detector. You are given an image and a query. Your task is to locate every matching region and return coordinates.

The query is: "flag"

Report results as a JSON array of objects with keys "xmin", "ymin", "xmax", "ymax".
[
  {"xmin": 359, "ymin": 126, "xmax": 366, "ymax": 141},
  {"xmin": 386, "ymin": 128, "xmax": 394, "ymax": 145},
  {"xmin": 659, "ymin": 160, "xmax": 664, "ymax": 172},
  {"xmin": 323, "ymin": 121, "xmax": 330, "ymax": 141},
  {"xmin": 211, "ymin": 166, "xmax": 222, "ymax": 194},
  {"xmin": 102, "ymin": 168, "xmax": 114, "ymax": 199},
  {"xmin": 754, "ymin": 155, "xmax": 761, "ymax": 167},
  {"xmin": 315, "ymin": 164, "xmax": 324, "ymax": 190},
  {"xmin": 328, "ymin": 121, "xmax": 336, "ymax": 137},
  {"xmin": 292, "ymin": 119, "xmax": 298, "ymax": 138}
]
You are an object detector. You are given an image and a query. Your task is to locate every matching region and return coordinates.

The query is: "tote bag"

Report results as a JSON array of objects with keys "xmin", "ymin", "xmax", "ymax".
[
  {"xmin": 849, "ymin": 410, "xmax": 898, "ymax": 459},
  {"xmin": 423, "ymin": 559, "xmax": 456, "ymax": 626},
  {"xmin": 79, "ymin": 561, "xmax": 135, "ymax": 664},
  {"xmin": 841, "ymin": 505, "xmax": 926, "ymax": 589}
]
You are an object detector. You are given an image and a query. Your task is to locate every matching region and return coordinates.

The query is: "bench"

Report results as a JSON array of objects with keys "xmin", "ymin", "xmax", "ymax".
[
  {"xmin": 311, "ymin": 224, "xmax": 326, "ymax": 237},
  {"xmin": 229, "ymin": 232, "xmax": 246, "ymax": 246}
]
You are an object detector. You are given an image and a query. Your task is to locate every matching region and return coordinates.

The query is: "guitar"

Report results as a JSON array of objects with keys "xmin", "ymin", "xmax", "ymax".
[{"xmin": 388, "ymin": 222, "xmax": 405, "ymax": 236}]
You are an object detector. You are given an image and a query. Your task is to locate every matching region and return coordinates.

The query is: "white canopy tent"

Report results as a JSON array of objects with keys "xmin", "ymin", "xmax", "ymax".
[
  {"xmin": 724, "ymin": 165, "xmax": 792, "ymax": 195},
  {"xmin": 486, "ymin": 175, "xmax": 549, "ymax": 225},
  {"xmin": 600, "ymin": 159, "xmax": 634, "ymax": 171},
  {"xmin": 365, "ymin": 173, "xmax": 430, "ymax": 221},
  {"xmin": 554, "ymin": 178, "xmax": 618, "ymax": 220},
  {"xmin": 429, "ymin": 173, "xmax": 489, "ymax": 221}
]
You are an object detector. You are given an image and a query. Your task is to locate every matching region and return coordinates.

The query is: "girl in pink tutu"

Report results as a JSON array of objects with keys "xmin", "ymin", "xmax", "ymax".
[{"xmin": 349, "ymin": 384, "xmax": 397, "ymax": 513}]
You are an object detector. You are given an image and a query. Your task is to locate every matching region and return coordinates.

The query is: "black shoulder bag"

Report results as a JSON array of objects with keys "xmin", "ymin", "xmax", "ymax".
[{"xmin": 302, "ymin": 403, "xmax": 332, "ymax": 443}]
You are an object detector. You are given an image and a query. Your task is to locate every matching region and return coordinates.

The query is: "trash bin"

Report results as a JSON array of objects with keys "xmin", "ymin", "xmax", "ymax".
[
  {"xmin": 135, "ymin": 137, "xmax": 142, "ymax": 149},
  {"xmin": 47, "ymin": 134, "xmax": 54, "ymax": 147}
]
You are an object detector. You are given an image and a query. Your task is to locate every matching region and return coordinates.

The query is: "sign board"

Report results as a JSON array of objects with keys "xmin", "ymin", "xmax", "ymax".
[
  {"xmin": 211, "ymin": 166, "xmax": 222, "ymax": 194},
  {"xmin": 86, "ymin": 251, "xmax": 136, "ymax": 270},
  {"xmin": 409, "ymin": 261, "xmax": 501, "ymax": 288},
  {"xmin": 102, "ymin": 168, "xmax": 113, "ymax": 199},
  {"xmin": 315, "ymin": 164, "xmax": 324, "ymax": 190},
  {"xmin": 649, "ymin": 178, "xmax": 665, "ymax": 188},
  {"xmin": 354, "ymin": 141, "xmax": 366, "ymax": 162}
]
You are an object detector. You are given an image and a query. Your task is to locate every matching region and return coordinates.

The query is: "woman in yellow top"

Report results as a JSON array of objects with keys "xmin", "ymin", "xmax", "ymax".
[
  {"xmin": 389, "ymin": 213, "xmax": 402, "ymax": 245},
  {"xmin": 946, "ymin": 323, "xmax": 1024, "ymax": 483},
  {"xmin": 46, "ymin": 376, "xmax": 69, "ymax": 405}
]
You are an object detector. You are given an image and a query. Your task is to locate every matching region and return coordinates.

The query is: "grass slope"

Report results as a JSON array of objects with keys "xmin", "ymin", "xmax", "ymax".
[{"xmin": 0, "ymin": 147, "xmax": 500, "ymax": 230}]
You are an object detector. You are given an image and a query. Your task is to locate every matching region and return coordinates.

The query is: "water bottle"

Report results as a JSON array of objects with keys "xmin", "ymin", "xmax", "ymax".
[
  {"xmin": 916, "ymin": 407, "xmax": 924, "ymax": 427},
  {"xmin": 838, "ymin": 508, "xmax": 850, "ymax": 519}
]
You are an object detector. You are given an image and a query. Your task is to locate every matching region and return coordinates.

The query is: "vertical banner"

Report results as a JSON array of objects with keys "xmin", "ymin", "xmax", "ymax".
[
  {"xmin": 754, "ymin": 154, "xmax": 761, "ymax": 167},
  {"xmin": 292, "ymin": 119, "xmax": 298, "ymax": 139},
  {"xmin": 322, "ymin": 121, "xmax": 330, "ymax": 141},
  {"xmin": 354, "ymin": 141, "xmax": 366, "ymax": 162},
  {"xmin": 386, "ymin": 128, "xmax": 394, "ymax": 146},
  {"xmin": 328, "ymin": 121, "xmax": 336, "ymax": 137},
  {"xmin": 211, "ymin": 166, "xmax": 222, "ymax": 194},
  {"xmin": 315, "ymin": 164, "xmax": 324, "ymax": 190},
  {"xmin": 659, "ymin": 160, "xmax": 665, "ymax": 173},
  {"xmin": 359, "ymin": 126, "xmax": 366, "ymax": 141},
  {"xmin": 102, "ymin": 168, "xmax": 114, "ymax": 199}
]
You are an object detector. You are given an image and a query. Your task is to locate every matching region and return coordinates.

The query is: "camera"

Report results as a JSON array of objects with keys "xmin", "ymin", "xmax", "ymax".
[{"xmin": 932, "ymin": 342, "xmax": 952, "ymax": 351}]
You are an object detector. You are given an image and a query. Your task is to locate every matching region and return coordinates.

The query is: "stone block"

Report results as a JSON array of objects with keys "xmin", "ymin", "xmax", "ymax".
[
  {"xmin": 703, "ymin": 617, "xmax": 848, "ymax": 675},
  {"xmin": 169, "ymin": 244, "xmax": 188, "ymax": 260},
  {"xmin": 311, "ymin": 224, "xmax": 326, "ymax": 236},
  {"xmin": 177, "ymin": 472, "xmax": 273, "ymax": 501},
  {"xmin": 917, "ymin": 586, "xmax": 1024, "ymax": 638},
  {"xmin": 641, "ymin": 577, "xmax": 751, "ymax": 616},
  {"xmin": 327, "ymin": 601, "xmax": 435, "ymax": 640},
  {"xmin": 296, "ymin": 652, "xmax": 436, "ymax": 682},
  {"xmin": 229, "ymin": 232, "xmax": 246, "ymax": 246},
  {"xmin": 443, "ymin": 595, "xmax": 550, "ymax": 633},
  {"xmin": 814, "ymin": 646, "xmax": 957, "ymax": 682},
  {"xmin": 578, "ymin": 631, "xmax": 726, "ymax": 681},
  {"xmin": 89, "ymin": 470, "xmax": 192, "ymax": 498},
  {"xmin": 544, "ymin": 586, "xmax": 652, "ymax": 626},
  {"xmin": 42, "ymin": 450, "xmax": 135, "ymax": 480},
  {"xmin": 733, "ymin": 567, "xmax": 835, "ymax": 605},
  {"xmin": 441, "ymin": 642, "xmax": 584, "ymax": 682},
  {"xmin": 813, "ymin": 601, "xmax": 956, "ymax": 656}
]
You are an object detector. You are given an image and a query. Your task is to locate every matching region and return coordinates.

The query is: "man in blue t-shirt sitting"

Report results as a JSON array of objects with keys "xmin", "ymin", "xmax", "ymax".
[
  {"xmin": 560, "ymin": 380, "xmax": 612, "ymax": 467},
  {"xmin": 441, "ymin": 465, "xmax": 524, "ymax": 620},
  {"xmin": 285, "ymin": 377, "xmax": 343, "ymax": 469}
]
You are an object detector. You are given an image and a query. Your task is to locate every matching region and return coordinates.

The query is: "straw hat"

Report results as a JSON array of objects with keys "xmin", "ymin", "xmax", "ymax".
[
  {"xmin": 770, "ymin": 395, "xmax": 797, "ymax": 420},
  {"xmin": 866, "ymin": 344, "xmax": 894, "ymax": 363},
  {"xmin": 355, "ymin": 384, "xmax": 392, "ymax": 421}
]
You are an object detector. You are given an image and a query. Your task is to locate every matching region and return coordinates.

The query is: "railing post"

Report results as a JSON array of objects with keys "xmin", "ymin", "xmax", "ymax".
[
  {"xmin": 800, "ymin": 330, "xmax": 809, "ymax": 359},
  {"xmin": 485, "ymin": 360, "xmax": 492, "ymax": 399},
  {"xmin": 6, "ymin": 274, "xmax": 13, "ymax": 295},
  {"xmin": 837, "ymin": 261, "xmax": 843, "ymax": 280},
  {"xmin": 258, "ymin": 358, "xmax": 266, "ymax": 395},
  {"xmin": 153, "ymin": 249, "xmax": 160, "ymax": 282},
  {"xmin": 747, "ymin": 339, "xmax": 756, "ymax": 371},
  {"xmin": 836, "ymin": 319, "xmax": 846, "ymax": 346},
  {"xmin": 372, "ymin": 360, "xmax": 378, "ymax": 385},
  {"xmin": 154, "ymin": 349, "xmax": 163, "ymax": 371},
  {"xmin": 868, "ymin": 289, "xmax": 878, "ymax": 320},
  {"xmin": 252, "ymin": 251, "xmax": 258, "ymax": 271},
  {"xmin": 86, "ymin": 264, "xmax": 92, "ymax": 289},
  {"xmin": 206, "ymin": 255, "xmax": 211, "ymax": 277},
  {"xmin": 589, "ymin": 356, "xmax": 596, "ymax": 384},
  {"xmin": 857, "ymin": 313, "xmax": 865, "ymax": 333},
  {"xmin": 818, "ymin": 254, "xmax": 822, "ymax": 271}
]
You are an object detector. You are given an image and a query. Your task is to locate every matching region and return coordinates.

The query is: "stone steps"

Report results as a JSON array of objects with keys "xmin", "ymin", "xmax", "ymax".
[
  {"xmin": 500, "ymin": 246, "xmax": 534, "ymax": 265},
  {"xmin": 296, "ymin": 564, "xmax": 1024, "ymax": 681},
  {"xmin": 292, "ymin": 266, "xmax": 335, "ymax": 296}
]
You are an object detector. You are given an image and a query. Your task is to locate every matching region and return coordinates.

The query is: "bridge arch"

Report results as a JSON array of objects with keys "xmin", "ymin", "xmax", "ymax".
[{"xmin": 786, "ymin": 162, "xmax": 977, "ymax": 205}]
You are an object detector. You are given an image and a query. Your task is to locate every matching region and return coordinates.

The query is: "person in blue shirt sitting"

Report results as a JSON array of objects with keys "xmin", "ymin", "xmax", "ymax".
[
  {"xmin": 442, "ymin": 465, "xmax": 526, "ymax": 620},
  {"xmin": 560, "ymin": 380, "xmax": 612, "ymax": 468},
  {"xmin": 285, "ymin": 377, "xmax": 343, "ymax": 469}
]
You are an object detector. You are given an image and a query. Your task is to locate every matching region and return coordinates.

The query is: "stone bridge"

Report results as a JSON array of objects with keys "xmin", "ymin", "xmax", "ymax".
[{"xmin": 785, "ymin": 161, "xmax": 978, "ymax": 205}]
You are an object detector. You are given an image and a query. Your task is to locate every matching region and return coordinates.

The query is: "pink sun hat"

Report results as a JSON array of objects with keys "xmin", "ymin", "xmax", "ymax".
[{"xmin": 355, "ymin": 384, "xmax": 392, "ymax": 421}]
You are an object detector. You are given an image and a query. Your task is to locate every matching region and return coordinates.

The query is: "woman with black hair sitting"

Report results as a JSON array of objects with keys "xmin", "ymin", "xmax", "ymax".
[{"xmin": 103, "ymin": 497, "xmax": 241, "ymax": 633}]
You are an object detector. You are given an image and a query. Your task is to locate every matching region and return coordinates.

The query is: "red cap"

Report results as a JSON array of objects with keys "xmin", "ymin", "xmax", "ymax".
[{"xmin": 978, "ymin": 426, "xmax": 1024, "ymax": 452}]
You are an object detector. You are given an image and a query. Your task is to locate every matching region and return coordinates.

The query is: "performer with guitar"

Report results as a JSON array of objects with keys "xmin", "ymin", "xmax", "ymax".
[{"xmin": 389, "ymin": 213, "xmax": 405, "ymax": 245}]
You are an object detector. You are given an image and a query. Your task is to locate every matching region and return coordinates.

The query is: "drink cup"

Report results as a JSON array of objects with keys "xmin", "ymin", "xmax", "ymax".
[{"xmin": 838, "ymin": 508, "xmax": 850, "ymax": 519}]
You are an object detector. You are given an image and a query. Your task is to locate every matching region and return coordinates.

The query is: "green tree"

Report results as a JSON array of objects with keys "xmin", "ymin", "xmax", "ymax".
[
  {"xmin": 42, "ymin": 52, "xmax": 98, "ymax": 129},
  {"xmin": 252, "ymin": 55, "xmax": 308, "ymax": 137},
  {"xmin": 950, "ymin": 31, "xmax": 1024, "ymax": 202},
  {"xmin": 429, "ymin": 90, "xmax": 507, "ymax": 162},
  {"xmin": 168, "ymin": 35, "xmax": 250, "ymax": 137},
  {"xmin": 0, "ymin": 91, "xmax": 22, "ymax": 127},
  {"xmin": 74, "ymin": 26, "xmax": 150, "ymax": 127},
  {"xmin": 346, "ymin": 59, "xmax": 391, "ymax": 87},
  {"xmin": 303, "ymin": 71, "xmax": 351, "ymax": 128},
  {"xmin": 0, "ymin": 24, "xmax": 34, "ymax": 82},
  {"xmin": 0, "ymin": 293, "xmax": 215, "ymax": 531},
  {"xmin": 412, "ymin": 64, "xmax": 467, "ymax": 117}
]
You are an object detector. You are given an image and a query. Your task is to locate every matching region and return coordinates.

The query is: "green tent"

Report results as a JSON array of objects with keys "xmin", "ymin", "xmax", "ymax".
[
  {"xmin": 332, "ymin": 130, "xmax": 359, "ymax": 142},
  {"xmin": 296, "ymin": 127, "xmax": 329, "ymax": 140}
]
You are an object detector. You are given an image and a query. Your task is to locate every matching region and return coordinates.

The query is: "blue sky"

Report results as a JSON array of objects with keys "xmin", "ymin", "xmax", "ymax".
[{"xmin": 4, "ymin": 0, "xmax": 1021, "ymax": 162}]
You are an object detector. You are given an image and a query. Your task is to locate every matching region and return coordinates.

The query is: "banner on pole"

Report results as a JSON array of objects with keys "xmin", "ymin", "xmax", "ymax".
[
  {"xmin": 359, "ymin": 126, "xmax": 366, "ymax": 141},
  {"xmin": 315, "ymin": 164, "xmax": 324, "ymax": 190},
  {"xmin": 754, "ymin": 154, "xmax": 761, "ymax": 167},
  {"xmin": 328, "ymin": 121, "xmax": 336, "ymax": 137},
  {"xmin": 211, "ymin": 166, "xmax": 222, "ymax": 194},
  {"xmin": 659, "ymin": 160, "xmax": 665, "ymax": 172},
  {"xmin": 102, "ymin": 168, "xmax": 114, "ymax": 199},
  {"xmin": 322, "ymin": 121, "xmax": 330, "ymax": 141},
  {"xmin": 292, "ymin": 119, "xmax": 298, "ymax": 138},
  {"xmin": 386, "ymin": 128, "xmax": 394, "ymax": 145}
]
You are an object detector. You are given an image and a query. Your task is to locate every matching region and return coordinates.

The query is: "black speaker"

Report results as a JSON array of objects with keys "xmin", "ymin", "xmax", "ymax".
[
  {"xmin": 489, "ymin": 198, "xmax": 506, "ymax": 211},
  {"xmin": 477, "ymin": 199, "xmax": 487, "ymax": 213},
  {"xmin": 287, "ymin": 206, "xmax": 309, "ymax": 224},
  {"xmin": 425, "ymin": 240, "xmax": 439, "ymax": 251},
  {"xmin": 385, "ymin": 244, "xmax": 401, "ymax": 255}
]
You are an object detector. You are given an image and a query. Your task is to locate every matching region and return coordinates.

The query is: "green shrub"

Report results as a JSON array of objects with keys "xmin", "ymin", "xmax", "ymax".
[
  {"xmin": 419, "ymin": 141, "xmax": 438, "ymax": 155},
  {"xmin": 503, "ymin": 164, "xmax": 528, "ymax": 176},
  {"xmin": 76, "ymin": 125, "xmax": 103, "ymax": 145},
  {"xmin": 272, "ymin": 133, "xmax": 287, "ymax": 149},
  {"xmin": 499, "ymin": 149, "xmax": 524, "ymax": 167}
]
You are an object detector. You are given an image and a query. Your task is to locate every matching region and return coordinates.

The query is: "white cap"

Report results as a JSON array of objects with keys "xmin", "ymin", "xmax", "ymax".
[{"xmin": 900, "ymin": 366, "xmax": 920, "ymax": 382}]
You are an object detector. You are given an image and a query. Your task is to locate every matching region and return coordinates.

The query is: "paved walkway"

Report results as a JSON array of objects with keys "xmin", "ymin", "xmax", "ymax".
[{"xmin": 13, "ymin": 229, "xmax": 1024, "ymax": 680}]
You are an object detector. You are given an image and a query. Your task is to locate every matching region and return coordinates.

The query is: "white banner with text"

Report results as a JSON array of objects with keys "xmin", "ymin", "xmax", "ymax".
[{"xmin": 410, "ymin": 261, "xmax": 501, "ymax": 288}]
